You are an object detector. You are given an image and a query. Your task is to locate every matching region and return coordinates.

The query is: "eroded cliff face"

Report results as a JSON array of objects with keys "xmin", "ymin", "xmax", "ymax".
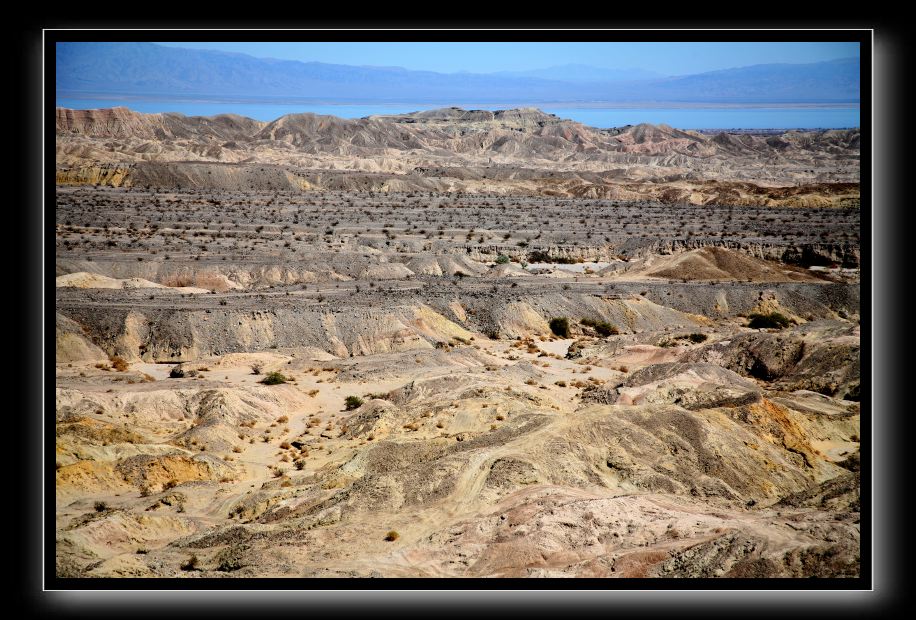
[{"xmin": 56, "ymin": 164, "xmax": 133, "ymax": 187}]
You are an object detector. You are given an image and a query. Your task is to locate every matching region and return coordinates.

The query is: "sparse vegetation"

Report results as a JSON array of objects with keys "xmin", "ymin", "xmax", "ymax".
[
  {"xmin": 344, "ymin": 395, "xmax": 364, "ymax": 410},
  {"xmin": 260, "ymin": 371, "xmax": 288, "ymax": 385},
  {"xmin": 581, "ymin": 317, "xmax": 619, "ymax": 336},
  {"xmin": 549, "ymin": 317, "xmax": 570, "ymax": 338},
  {"xmin": 747, "ymin": 312, "xmax": 792, "ymax": 329}
]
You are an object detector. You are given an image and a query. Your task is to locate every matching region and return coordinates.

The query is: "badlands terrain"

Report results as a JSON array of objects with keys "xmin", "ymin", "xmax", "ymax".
[
  {"xmin": 55, "ymin": 108, "xmax": 860, "ymax": 578},
  {"xmin": 57, "ymin": 106, "xmax": 860, "ymax": 207}
]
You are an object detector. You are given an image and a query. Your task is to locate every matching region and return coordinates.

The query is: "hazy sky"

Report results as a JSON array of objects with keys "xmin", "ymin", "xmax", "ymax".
[{"xmin": 154, "ymin": 41, "xmax": 861, "ymax": 75}]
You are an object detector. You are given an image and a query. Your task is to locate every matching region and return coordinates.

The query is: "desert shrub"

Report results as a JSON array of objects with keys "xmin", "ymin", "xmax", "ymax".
[
  {"xmin": 344, "ymin": 395, "xmax": 364, "ymax": 411},
  {"xmin": 685, "ymin": 333, "xmax": 708, "ymax": 343},
  {"xmin": 495, "ymin": 254, "xmax": 510, "ymax": 264},
  {"xmin": 180, "ymin": 555, "xmax": 199, "ymax": 571},
  {"xmin": 216, "ymin": 552, "xmax": 242, "ymax": 573},
  {"xmin": 109, "ymin": 356, "xmax": 129, "ymax": 372},
  {"xmin": 528, "ymin": 250, "xmax": 577, "ymax": 264},
  {"xmin": 93, "ymin": 501, "xmax": 108, "ymax": 512},
  {"xmin": 384, "ymin": 530, "xmax": 400, "ymax": 542},
  {"xmin": 581, "ymin": 318, "xmax": 619, "ymax": 336},
  {"xmin": 594, "ymin": 322, "xmax": 619, "ymax": 336},
  {"xmin": 260, "ymin": 371, "xmax": 288, "ymax": 385},
  {"xmin": 250, "ymin": 363, "xmax": 264, "ymax": 375},
  {"xmin": 548, "ymin": 317, "xmax": 570, "ymax": 338},
  {"xmin": 169, "ymin": 366, "xmax": 185, "ymax": 379},
  {"xmin": 747, "ymin": 312, "xmax": 792, "ymax": 329}
]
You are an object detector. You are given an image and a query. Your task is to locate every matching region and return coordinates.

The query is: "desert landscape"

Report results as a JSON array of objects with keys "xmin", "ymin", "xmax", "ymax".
[{"xmin": 55, "ymin": 106, "xmax": 860, "ymax": 578}]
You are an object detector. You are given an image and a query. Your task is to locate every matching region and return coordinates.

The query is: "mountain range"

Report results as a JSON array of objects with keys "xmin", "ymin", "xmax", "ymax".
[{"xmin": 56, "ymin": 43, "xmax": 860, "ymax": 104}]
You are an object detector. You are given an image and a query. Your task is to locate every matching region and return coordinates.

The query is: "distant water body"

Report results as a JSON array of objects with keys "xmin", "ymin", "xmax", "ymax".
[{"xmin": 56, "ymin": 98, "xmax": 860, "ymax": 130}]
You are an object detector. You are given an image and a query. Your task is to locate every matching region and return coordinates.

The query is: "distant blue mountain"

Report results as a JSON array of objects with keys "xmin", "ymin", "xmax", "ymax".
[
  {"xmin": 643, "ymin": 58, "xmax": 860, "ymax": 103},
  {"xmin": 491, "ymin": 64, "xmax": 665, "ymax": 83},
  {"xmin": 56, "ymin": 42, "xmax": 859, "ymax": 104}
]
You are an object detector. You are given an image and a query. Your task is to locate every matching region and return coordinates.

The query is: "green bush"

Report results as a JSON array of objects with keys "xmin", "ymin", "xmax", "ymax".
[
  {"xmin": 747, "ymin": 312, "xmax": 792, "ymax": 329},
  {"xmin": 344, "ymin": 395, "xmax": 364, "ymax": 411},
  {"xmin": 581, "ymin": 317, "xmax": 619, "ymax": 336},
  {"xmin": 260, "ymin": 371, "xmax": 288, "ymax": 385},
  {"xmin": 495, "ymin": 254, "xmax": 510, "ymax": 264},
  {"xmin": 549, "ymin": 317, "xmax": 570, "ymax": 338}
]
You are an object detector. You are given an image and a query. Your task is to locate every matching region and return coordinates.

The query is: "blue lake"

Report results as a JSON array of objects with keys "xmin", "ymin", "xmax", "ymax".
[{"xmin": 56, "ymin": 98, "xmax": 860, "ymax": 130}]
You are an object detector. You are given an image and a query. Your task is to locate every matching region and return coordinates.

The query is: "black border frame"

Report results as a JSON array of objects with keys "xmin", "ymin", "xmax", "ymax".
[{"xmin": 17, "ymin": 19, "xmax": 908, "ymax": 615}]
